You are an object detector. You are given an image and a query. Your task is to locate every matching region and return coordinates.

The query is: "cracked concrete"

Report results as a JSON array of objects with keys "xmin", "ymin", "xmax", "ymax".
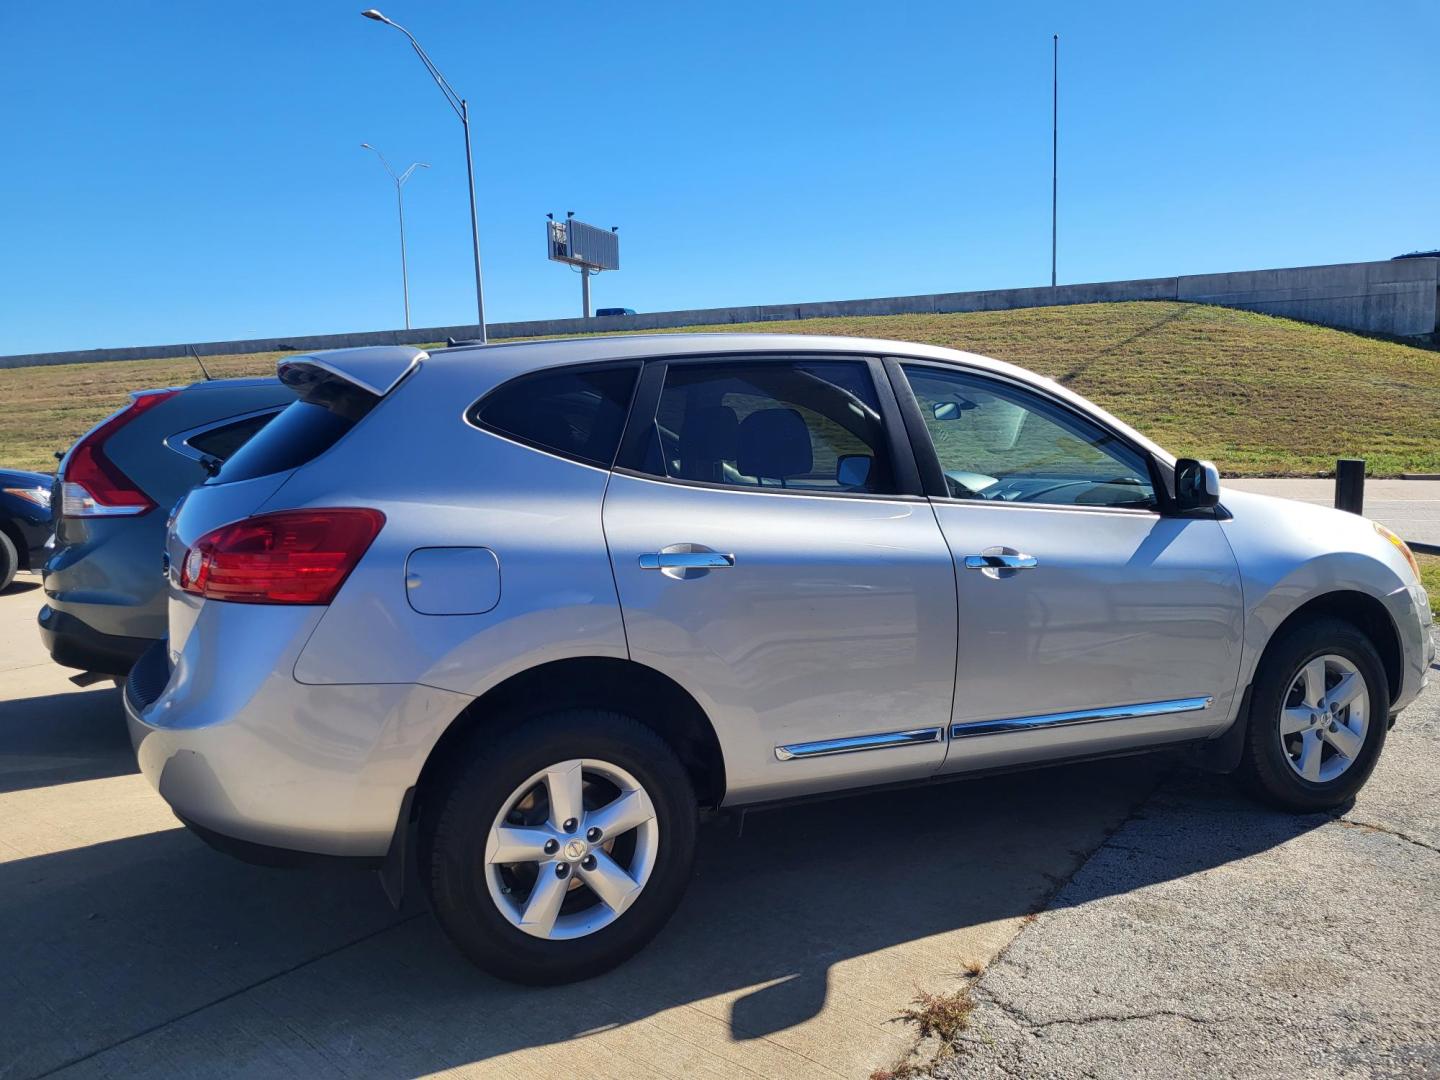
[{"xmin": 933, "ymin": 676, "xmax": 1440, "ymax": 1080}]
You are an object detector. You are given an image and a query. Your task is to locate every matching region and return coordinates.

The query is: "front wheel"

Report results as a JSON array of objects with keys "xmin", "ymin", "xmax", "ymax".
[
  {"xmin": 0, "ymin": 530, "xmax": 17, "ymax": 592},
  {"xmin": 422, "ymin": 709, "xmax": 697, "ymax": 984},
  {"xmin": 1237, "ymin": 616, "xmax": 1389, "ymax": 812}
]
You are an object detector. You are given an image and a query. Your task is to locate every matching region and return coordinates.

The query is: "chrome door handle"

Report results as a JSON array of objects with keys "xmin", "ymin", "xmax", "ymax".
[
  {"xmin": 963, "ymin": 553, "xmax": 1038, "ymax": 570},
  {"xmin": 639, "ymin": 551, "xmax": 735, "ymax": 570}
]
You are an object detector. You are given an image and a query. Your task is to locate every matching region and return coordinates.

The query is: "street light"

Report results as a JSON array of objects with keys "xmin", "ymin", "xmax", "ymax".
[
  {"xmin": 361, "ymin": 8, "xmax": 488, "ymax": 342},
  {"xmin": 360, "ymin": 143, "xmax": 428, "ymax": 330}
]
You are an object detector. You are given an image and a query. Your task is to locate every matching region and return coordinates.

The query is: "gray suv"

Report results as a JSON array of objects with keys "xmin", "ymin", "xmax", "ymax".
[
  {"xmin": 125, "ymin": 335, "xmax": 1433, "ymax": 984},
  {"xmin": 40, "ymin": 377, "xmax": 294, "ymax": 674}
]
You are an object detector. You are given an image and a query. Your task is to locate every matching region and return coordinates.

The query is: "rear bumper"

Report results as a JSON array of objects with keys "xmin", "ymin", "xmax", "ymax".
[
  {"xmin": 124, "ymin": 611, "xmax": 469, "ymax": 860},
  {"xmin": 38, "ymin": 603, "xmax": 153, "ymax": 675}
]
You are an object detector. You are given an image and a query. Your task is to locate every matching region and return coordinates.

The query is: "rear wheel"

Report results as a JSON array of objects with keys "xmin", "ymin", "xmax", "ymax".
[
  {"xmin": 0, "ymin": 531, "xmax": 17, "ymax": 592},
  {"xmin": 1237, "ymin": 617, "xmax": 1389, "ymax": 811},
  {"xmin": 422, "ymin": 709, "xmax": 697, "ymax": 984}
]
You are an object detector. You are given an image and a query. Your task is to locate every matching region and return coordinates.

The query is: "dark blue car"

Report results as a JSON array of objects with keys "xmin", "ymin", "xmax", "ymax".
[{"xmin": 0, "ymin": 467, "xmax": 53, "ymax": 591}]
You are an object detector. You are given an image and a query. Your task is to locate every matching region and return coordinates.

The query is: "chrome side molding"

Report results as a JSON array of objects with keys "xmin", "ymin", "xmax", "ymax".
[
  {"xmin": 951, "ymin": 696, "xmax": 1213, "ymax": 740},
  {"xmin": 774, "ymin": 726, "xmax": 944, "ymax": 761}
]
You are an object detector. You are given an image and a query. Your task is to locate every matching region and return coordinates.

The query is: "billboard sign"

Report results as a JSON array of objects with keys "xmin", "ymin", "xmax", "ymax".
[{"xmin": 547, "ymin": 217, "xmax": 619, "ymax": 271}]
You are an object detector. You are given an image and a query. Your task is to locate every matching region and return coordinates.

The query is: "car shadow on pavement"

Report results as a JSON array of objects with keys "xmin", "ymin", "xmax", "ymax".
[
  {"xmin": 0, "ymin": 733, "xmax": 1333, "ymax": 1078},
  {"xmin": 0, "ymin": 686, "xmax": 134, "ymax": 794},
  {"xmin": 1, "ymin": 578, "xmax": 40, "ymax": 596}
]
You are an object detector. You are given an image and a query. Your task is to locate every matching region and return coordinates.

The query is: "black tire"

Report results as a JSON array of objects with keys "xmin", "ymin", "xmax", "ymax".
[
  {"xmin": 421, "ymin": 709, "xmax": 697, "ymax": 985},
  {"xmin": 1237, "ymin": 616, "xmax": 1389, "ymax": 812},
  {"xmin": 0, "ymin": 530, "xmax": 17, "ymax": 593}
]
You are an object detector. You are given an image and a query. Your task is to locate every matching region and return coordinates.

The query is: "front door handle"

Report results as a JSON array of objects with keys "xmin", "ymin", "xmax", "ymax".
[
  {"xmin": 963, "ymin": 552, "xmax": 1038, "ymax": 571},
  {"xmin": 639, "ymin": 551, "xmax": 735, "ymax": 570}
]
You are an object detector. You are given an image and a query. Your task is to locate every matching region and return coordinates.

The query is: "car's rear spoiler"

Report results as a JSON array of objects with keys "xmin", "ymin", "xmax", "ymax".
[
  {"xmin": 277, "ymin": 346, "xmax": 427, "ymax": 418},
  {"xmin": 277, "ymin": 345, "xmax": 427, "ymax": 400}
]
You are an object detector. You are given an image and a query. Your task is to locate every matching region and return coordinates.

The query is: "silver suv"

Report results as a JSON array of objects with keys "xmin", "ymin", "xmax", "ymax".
[{"xmin": 125, "ymin": 335, "xmax": 1434, "ymax": 984}]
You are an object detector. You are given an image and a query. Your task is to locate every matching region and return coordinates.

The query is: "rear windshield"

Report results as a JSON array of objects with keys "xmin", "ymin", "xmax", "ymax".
[{"xmin": 208, "ymin": 401, "xmax": 355, "ymax": 484}]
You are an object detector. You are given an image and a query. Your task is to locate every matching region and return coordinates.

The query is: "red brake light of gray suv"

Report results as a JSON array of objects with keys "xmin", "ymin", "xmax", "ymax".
[{"xmin": 61, "ymin": 390, "xmax": 180, "ymax": 517}]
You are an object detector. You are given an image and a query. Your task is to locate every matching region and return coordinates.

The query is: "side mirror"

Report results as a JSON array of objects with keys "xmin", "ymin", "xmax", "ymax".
[
  {"xmin": 836, "ymin": 454, "xmax": 873, "ymax": 489},
  {"xmin": 1173, "ymin": 458, "xmax": 1221, "ymax": 511}
]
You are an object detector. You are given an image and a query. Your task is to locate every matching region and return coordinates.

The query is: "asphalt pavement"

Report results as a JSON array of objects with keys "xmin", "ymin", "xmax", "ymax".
[{"xmin": 937, "ymin": 668, "xmax": 1440, "ymax": 1078}]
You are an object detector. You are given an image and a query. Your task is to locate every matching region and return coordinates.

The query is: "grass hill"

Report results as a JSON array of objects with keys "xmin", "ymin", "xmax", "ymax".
[{"xmin": 2, "ymin": 301, "xmax": 1437, "ymax": 477}]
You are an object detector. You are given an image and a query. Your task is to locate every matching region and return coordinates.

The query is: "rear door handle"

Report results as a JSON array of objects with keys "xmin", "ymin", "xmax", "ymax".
[
  {"xmin": 639, "ymin": 551, "xmax": 735, "ymax": 570},
  {"xmin": 963, "ymin": 553, "xmax": 1038, "ymax": 570}
]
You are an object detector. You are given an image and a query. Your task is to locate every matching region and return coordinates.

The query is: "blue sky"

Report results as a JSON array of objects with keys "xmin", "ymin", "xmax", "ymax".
[{"xmin": 1, "ymin": 0, "xmax": 1437, "ymax": 354}]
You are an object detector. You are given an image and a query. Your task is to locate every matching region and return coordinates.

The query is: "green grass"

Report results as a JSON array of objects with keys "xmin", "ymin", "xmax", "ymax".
[
  {"xmin": 1, "ymin": 301, "xmax": 1437, "ymax": 476},
  {"xmin": 1419, "ymin": 554, "xmax": 1440, "ymax": 617}
]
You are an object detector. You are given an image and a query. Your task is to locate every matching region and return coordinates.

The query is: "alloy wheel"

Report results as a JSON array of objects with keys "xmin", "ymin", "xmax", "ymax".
[
  {"xmin": 484, "ymin": 758, "xmax": 660, "ymax": 941},
  {"xmin": 1279, "ymin": 653, "xmax": 1369, "ymax": 784}
]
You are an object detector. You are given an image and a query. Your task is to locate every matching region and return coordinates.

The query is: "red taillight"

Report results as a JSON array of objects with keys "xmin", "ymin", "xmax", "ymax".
[
  {"xmin": 179, "ymin": 508, "xmax": 385, "ymax": 605},
  {"xmin": 62, "ymin": 390, "xmax": 179, "ymax": 517}
]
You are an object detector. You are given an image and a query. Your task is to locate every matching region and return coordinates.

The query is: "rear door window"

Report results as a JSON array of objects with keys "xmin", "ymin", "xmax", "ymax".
[
  {"xmin": 638, "ymin": 360, "xmax": 897, "ymax": 495},
  {"xmin": 470, "ymin": 365, "xmax": 639, "ymax": 468}
]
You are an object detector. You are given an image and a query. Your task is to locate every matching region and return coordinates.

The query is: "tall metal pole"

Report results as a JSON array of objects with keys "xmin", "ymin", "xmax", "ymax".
[
  {"xmin": 1051, "ymin": 33, "xmax": 1058, "ymax": 289},
  {"xmin": 581, "ymin": 268, "xmax": 592, "ymax": 318},
  {"xmin": 460, "ymin": 100, "xmax": 487, "ymax": 342},
  {"xmin": 361, "ymin": 144, "xmax": 427, "ymax": 330},
  {"xmin": 395, "ymin": 181, "xmax": 411, "ymax": 329},
  {"xmin": 362, "ymin": 10, "xmax": 488, "ymax": 342}
]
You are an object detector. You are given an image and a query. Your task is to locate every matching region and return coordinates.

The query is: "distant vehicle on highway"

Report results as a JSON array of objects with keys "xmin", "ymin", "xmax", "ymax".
[
  {"xmin": 126, "ymin": 335, "xmax": 1433, "ymax": 984},
  {"xmin": 0, "ymin": 467, "xmax": 53, "ymax": 591},
  {"xmin": 39, "ymin": 378, "xmax": 294, "ymax": 675},
  {"xmin": 594, "ymin": 307, "xmax": 636, "ymax": 317}
]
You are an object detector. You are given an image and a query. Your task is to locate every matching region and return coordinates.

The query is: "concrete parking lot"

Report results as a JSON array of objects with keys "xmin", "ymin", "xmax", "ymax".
[{"xmin": 2, "ymin": 571, "xmax": 1436, "ymax": 1079}]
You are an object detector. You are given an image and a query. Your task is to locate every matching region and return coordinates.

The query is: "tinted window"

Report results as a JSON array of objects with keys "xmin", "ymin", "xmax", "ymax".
[
  {"xmin": 473, "ymin": 366, "xmax": 638, "ymax": 467},
  {"xmin": 210, "ymin": 402, "xmax": 355, "ymax": 485},
  {"xmin": 185, "ymin": 412, "xmax": 278, "ymax": 461},
  {"xmin": 902, "ymin": 366, "xmax": 1155, "ymax": 509},
  {"xmin": 640, "ymin": 361, "xmax": 896, "ymax": 495}
]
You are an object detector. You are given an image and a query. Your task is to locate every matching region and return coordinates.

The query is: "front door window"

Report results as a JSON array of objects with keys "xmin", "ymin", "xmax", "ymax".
[{"xmin": 902, "ymin": 365, "xmax": 1156, "ymax": 510}]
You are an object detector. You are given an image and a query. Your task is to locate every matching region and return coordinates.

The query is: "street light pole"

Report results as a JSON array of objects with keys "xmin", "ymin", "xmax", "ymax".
[
  {"xmin": 362, "ymin": 9, "xmax": 488, "ymax": 343},
  {"xmin": 1051, "ymin": 33, "xmax": 1058, "ymax": 289},
  {"xmin": 361, "ymin": 143, "xmax": 428, "ymax": 330}
]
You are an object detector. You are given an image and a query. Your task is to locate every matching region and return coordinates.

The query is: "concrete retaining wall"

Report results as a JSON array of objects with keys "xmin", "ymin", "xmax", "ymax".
[{"xmin": 3, "ymin": 258, "xmax": 1435, "ymax": 370}]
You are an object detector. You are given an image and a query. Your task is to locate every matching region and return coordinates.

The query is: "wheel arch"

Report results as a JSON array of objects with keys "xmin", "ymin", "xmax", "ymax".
[
  {"xmin": 1256, "ymin": 590, "xmax": 1403, "ymax": 704},
  {"xmin": 413, "ymin": 656, "xmax": 727, "ymax": 819}
]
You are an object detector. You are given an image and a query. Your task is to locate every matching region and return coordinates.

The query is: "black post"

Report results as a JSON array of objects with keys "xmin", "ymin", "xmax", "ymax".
[{"xmin": 1335, "ymin": 459, "xmax": 1365, "ymax": 515}]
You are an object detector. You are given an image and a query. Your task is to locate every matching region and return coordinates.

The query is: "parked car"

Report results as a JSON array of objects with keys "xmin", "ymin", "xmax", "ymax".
[
  {"xmin": 0, "ymin": 467, "xmax": 54, "ymax": 591},
  {"xmin": 125, "ymin": 335, "xmax": 1434, "ymax": 984},
  {"xmin": 594, "ymin": 307, "xmax": 637, "ymax": 317},
  {"xmin": 40, "ymin": 377, "xmax": 295, "ymax": 675}
]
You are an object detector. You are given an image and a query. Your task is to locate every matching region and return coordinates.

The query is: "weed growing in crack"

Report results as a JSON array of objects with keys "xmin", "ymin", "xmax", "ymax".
[{"xmin": 871, "ymin": 986, "xmax": 979, "ymax": 1078}]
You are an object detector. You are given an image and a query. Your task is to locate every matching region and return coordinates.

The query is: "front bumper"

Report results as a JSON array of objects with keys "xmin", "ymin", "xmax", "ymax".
[{"xmin": 124, "ymin": 607, "xmax": 470, "ymax": 860}]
